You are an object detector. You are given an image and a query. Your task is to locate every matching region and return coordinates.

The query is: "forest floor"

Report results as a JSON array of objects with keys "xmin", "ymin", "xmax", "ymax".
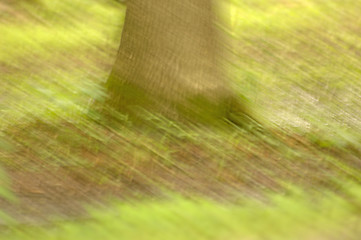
[{"xmin": 0, "ymin": 120, "xmax": 360, "ymax": 224}]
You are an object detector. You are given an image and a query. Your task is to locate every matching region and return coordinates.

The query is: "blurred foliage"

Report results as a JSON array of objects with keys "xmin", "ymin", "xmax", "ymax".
[
  {"xmin": 1, "ymin": 0, "xmax": 360, "ymax": 147},
  {"xmin": 221, "ymin": 0, "xmax": 361, "ymax": 148},
  {"xmin": 0, "ymin": 0, "xmax": 125, "ymax": 129},
  {"xmin": 2, "ymin": 183, "xmax": 361, "ymax": 240}
]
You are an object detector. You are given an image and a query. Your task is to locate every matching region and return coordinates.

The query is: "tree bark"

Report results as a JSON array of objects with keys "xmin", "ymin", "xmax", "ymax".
[{"xmin": 107, "ymin": 0, "xmax": 233, "ymax": 123}]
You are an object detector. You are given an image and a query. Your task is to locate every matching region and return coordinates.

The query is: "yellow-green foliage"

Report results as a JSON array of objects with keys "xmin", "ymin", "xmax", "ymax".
[
  {"xmin": 3, "ymin": 184, "xmax": 361, "ymax": 240},
  {"xmin": 222, "ymin": 0, "xmax": 361, "ymax": 146},
  {"xmin": 0, "ymin": 0, "xmax": 125, "ymax": 129}
]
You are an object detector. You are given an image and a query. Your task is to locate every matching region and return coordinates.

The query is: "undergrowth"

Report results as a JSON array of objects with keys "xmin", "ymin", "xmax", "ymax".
[{"xmin": 2, "ymin": 183, "xmax": 361, "ymax": 240}]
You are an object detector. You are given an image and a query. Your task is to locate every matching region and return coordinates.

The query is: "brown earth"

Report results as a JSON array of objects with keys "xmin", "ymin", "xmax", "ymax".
[{"xmin": 1, "ymin": 122, "xmax": 360, "ymax": 225}]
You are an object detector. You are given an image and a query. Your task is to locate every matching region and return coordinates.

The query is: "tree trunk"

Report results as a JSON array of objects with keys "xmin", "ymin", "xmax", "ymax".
[{"xmin": 107, "ymin": 0, "xmax": 234, "ymax": 123}]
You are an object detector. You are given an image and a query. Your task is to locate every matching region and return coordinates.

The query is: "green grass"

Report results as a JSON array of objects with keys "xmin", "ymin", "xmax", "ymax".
[
  {"xmin": 2, "ymin": 183, "xmax": 361, "ymax": 240},
  {"xmin": 223, "ymin": 0, "xmax": 361, "ymax": 145},
  {"xmin": 0, "ymin": 0, "xmax": 125, "ymax": 129}
]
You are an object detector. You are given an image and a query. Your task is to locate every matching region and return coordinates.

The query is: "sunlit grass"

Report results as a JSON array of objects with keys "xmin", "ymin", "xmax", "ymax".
[
  {"xmin": 0, "ymin": 70, "xmax": 107, "ymax": 130},
  {"xmin": 0, "ymin": 0, "xmax": 125, "ymax": 129},
  {"xmin": 221, "ymin": 0, "xmax": 361, "ymax": 149},
  {"xmin": 0, "ymin": 25, "xmax": 106, "ymax": 62},
  {"xmin": 3, "ymin": 184, "xmax": 361, "ymax": 240},
  {"xmin": 0, "ymin": 0, "xmax": 124, "ymax": 63}
]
